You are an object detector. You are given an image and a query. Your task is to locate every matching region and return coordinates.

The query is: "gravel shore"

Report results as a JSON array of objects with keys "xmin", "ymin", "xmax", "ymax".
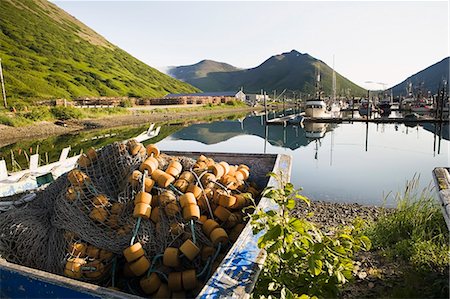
[{"xmin": 292, "ymin": 200, "xmax": 393, "ymax": 229}]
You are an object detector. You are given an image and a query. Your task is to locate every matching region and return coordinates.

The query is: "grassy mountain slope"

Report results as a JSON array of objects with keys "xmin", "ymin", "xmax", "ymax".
[
  {"xmin": 169, "ymin": 50, "xmax": 366, "ymax": 96},
  {"xmin": 391, "ymin": 57, "xmax": 449, "ymax": 96},
  {"xmin": 168, "ymin": 60, "xmax": 241, "ymax": 92},
  {"xmin": 0, "ymin": 0, "xmax": 198, "ymax": 101}
]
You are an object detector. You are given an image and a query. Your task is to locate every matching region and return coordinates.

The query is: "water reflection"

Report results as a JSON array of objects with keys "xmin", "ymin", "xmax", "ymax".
[
  {"xmin": 1, "ymin": 112, "xmax": 448, "ymax": 206},
  {"xmin": 159, "ymin": 113, "xmax": 448, "ymax": 206}
]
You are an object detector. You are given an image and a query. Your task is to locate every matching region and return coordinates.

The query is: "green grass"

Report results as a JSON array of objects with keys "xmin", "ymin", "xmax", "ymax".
[
  {"xmin": 365, "ymin": 178, "xmax": 449, "ymax": 298},
  {"xmin": 0, "ymin": 0, "xmax": 198, "ymax": 102},
  {"xmin": 0, "ymin": 106, "xmax": 131, "ymax": 126}
]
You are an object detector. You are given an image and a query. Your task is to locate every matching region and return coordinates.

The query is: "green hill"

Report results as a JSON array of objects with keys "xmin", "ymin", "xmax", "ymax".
[
  {"xmin": 391, "ymin": 57, "xmax": 449, "ymax": 96},
  {"xmin": 168, "ymin": 50, "xmax": 366, "ymax": 96},
  {"xmin": 0, "ymin": 0, "xmax": 198, "ymax": 102}
]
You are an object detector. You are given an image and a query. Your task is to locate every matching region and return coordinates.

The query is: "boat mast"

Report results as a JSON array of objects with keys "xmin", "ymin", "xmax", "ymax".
[
  {"xmin": 316, "ymin": 64, "xmax": 321, "ymax": 100},
  {"xmin": 0, "ymin": 58, "xmax": 7, "ymax": 108},
  {"xmin": 332, "ymin": 55, "xmax": 336, "ymax": 103}
]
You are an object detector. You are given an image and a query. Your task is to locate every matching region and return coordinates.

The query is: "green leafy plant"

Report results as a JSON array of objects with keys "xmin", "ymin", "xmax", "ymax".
[{"xmin": 250, "ymin": 173, "xmax": 371, "ymax": 298}]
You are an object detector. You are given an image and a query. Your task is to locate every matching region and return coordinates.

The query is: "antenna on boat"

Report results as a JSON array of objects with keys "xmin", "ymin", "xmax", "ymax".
[
  {"xmin": 0, "ymin": 58, "xmax": 7, "ymax": 108},
  {"xmin": 332, "ymin": 55, "xmax": 336, "ymax": 102}
]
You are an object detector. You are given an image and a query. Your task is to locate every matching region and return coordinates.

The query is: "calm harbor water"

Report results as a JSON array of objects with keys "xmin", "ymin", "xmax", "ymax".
[
  {"xmin": 1, "ymin": 112, "xmax": 448, "ymax": 207},
  {"xmin": 156, "ymin": 114, "xmax": 449, "ymax": 207}
]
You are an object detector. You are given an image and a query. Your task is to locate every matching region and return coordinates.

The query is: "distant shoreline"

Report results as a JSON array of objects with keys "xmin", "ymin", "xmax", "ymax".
[{"xmin": 0, "ymin": 106, "xmax": 262, "ymax": 147}]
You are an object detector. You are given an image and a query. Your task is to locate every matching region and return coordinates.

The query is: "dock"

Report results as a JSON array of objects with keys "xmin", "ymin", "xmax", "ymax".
[
  {"xmin": 302, "ymin": 117, "xmax": 449, "ymax": 124},
  {"xmin": 267, "ymin": 115, "xmax": 449, "ymax": 125}
]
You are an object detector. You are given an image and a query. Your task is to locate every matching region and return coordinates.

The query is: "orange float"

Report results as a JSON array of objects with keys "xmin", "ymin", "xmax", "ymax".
[
  {"xmin": 168, "ymin": 272, "xmax": 183, "ymax": 292},
  {"xmin": 64, "ymin": 257, "xmax": 86, "ymax": 279},
  {"xmin": 210, "ymin": 228, "xmax": 229, "ymax": 246},
  {"xmin": 179, "ymin": 192, "xmax": 197, "ymax": 208},
  {"xmin": 218, "ymin": 194, "xmax": 236, "ymax": 208},
  {"xmin": 77, "ymin": 154, "xmax": 91, "ymax": 168},
  {"xmin": 134, "ymin": 191, "xmax": 152, "ymax": 205},
  {"xmin": 66, "ymin": 186, "xmax": 81, "ymax": 201},
  {"xmin": 152, "ymin": 169, "xmax": 175, "ymax": 188},
  {"xmin": 86, "ymin": 147, "xmax": 98, "ymax": 162},
  {"xmin": 150, "ymin": 207, "xmax": 160, "ymax": 223},
  {"xmin": 163, "ymin": 247, "xmax": 180, "ymax": 268},
  {"xmin": 129, "ymin": 255, "xmax": 150, "ymax": 276},
  {"xmin": 92, "ymin": 194, "xmax": 109, "ymax": 207},
  {"xmin": 146, "ymin": 144, "xmax": 160, "ymax": 157},
  {"xmin": 181, "ymin": 269, "xmax": 197, "ymax": 291},
  {"xmin": 67, "ymin": 169, "xmax": 90, "ymax": 187},
  {"xmin": 89, "ymin": 207, "xmax": 108, "ymax": 223},
  {"xmin": 69, "ymin": 242, "xmax": 86, "ymax": 257},
  {"xmin": 110, "ymin": 202, "xmax": 124, "ymax": 214},
  {"xmin": 129, "ymin": 170, "xmax": 142, "ymax": 187},
  {"xmin": 140, "ymin": 272, "xmax": 162, "ymax": 294},
  {"xmin": 201, "ymin": 246, "xmax": 215, "ymax": 261},
  {"xmin": 214, "ymin": 206, "xmax": 231, "ymax": 222},
  {"xmin": 210, "ymin": 164, "xmax": 224, "ymax": 179},
  {"xmin": 139, "ymin": 157, "xmax": 159, "ymax": 175},
  {"xmin": 123, "ymin": 242, "xmax": 145, "ymax": 263},
  {"xmin": 186, "ymin": 184, "xmax": 202, "ymax": 199},
  {"xmin": 182, "ymin": 204, "xmax": 200, "ymax": 220},
  {"xmin": 179, "ymin": 239, "xmax": 200, "ymax": 261},
  {"xmin": 166, "ymin": 160, "xmax": 183, "ymax": 177},
  {"xmin": 144, "ymin": 178, "xmax": 155, "ymax": 192},
  {"xmin": 84, "ymin": 260, "xmax": 105, "ymax": 279},
  {"xmin": 173, "ymin": 179, "xmax": 189, "ymax": 193},
  {"xmin": 179, "ymin": 171, "xmax": 195, "ymax": 184},
  {"xmin": 202, "ymin": 219, "xmax": 220, "ymax": 237},
  {"xmin": 133, "ymin": 203, "xmax": 151, "ymax": 219},
  {"xmin": 85, "ymin": 245, "xmax": 100, "ymax": 259},
  {"xmin": 219, "ymin": 161, "xmax": 230, "ymax": 175}
]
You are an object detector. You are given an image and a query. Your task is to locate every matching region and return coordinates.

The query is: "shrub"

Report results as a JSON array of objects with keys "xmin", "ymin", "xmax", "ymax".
[
  {"xmin": 22, "ymin": 107, "xmax": 51, "ymax": 121},
  {"xmin": 50, "ymin": 106, "xmax": 82, "ymax": 120},
  {"xmin": 119, "ymin": 99, "xmax": 133, "ymax": 108},
  {"xmin": 250, "ymin": 173, "xmax": 371, "ymax": 298}
]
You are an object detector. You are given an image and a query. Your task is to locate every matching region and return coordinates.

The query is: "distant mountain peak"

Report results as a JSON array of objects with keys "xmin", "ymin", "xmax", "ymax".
[
  {"xmin": 169, "ymin": 50, "xmax": 366, "ymax": 95},
  {"xmin": 391, "ymin": 57, "xmax": 449, "ymax": 95}
]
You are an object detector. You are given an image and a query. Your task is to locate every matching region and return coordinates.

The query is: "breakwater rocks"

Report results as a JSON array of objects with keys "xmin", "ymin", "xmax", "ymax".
[{"xmin": 292, "ymin": 200, "xmax": 393, "ymax": 229}]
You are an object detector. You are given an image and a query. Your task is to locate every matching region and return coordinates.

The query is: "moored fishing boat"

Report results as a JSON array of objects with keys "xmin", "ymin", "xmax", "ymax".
[
  {"xmin": 0, "ymin": 149, "xmax": 292, "ymax": 299},
  {"xmin": 358, "ymin": 98, "xmax": 373, "ymax": 116}
]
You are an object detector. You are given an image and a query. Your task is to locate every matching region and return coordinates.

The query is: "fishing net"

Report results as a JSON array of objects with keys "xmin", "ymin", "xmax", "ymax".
[{"xmin": 0, "ymin": 140, "xmax": 261, "ymax": 297}]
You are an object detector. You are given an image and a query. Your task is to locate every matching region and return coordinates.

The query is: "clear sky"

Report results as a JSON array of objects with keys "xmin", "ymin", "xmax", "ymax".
[{"xmin": 53, "ymin": 1, "xmax": 449, "ymax": 90}]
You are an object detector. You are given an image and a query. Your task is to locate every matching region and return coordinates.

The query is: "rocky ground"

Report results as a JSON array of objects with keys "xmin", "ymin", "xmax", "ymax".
[{"xmin": 292, "ymin": 200, "xmax": 447, "ymax": 299}]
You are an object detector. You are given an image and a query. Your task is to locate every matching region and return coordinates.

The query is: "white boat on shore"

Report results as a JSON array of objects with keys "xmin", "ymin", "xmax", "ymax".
[{"xmin": 0, "ymin": 124, "xmax": 160, "ymax": 198}]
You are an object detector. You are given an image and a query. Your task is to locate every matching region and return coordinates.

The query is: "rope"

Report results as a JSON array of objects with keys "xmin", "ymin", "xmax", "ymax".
[
  {"xmin": 196, "ymin": 257, "xmax": 211, "ymax": 278},
  {"xmin": 130, "ymin": 217, "xmax": 142, "ymax": 246},
  {"xmin": 147, "ymin": 254, "xmax": 164, "ymax": 277},
  {"xmin": 191, "ymin": 169, "xmax": 214, "ymax": 219},
  {"xmin": 147, "ymin": 269, "xmax": 168, "ymax": 282},
  {"xmin": 169, "ymin": 184, "xmax": 184, "ymax": 196},
  {"xmin": 190, "ymin": 219, "xmax": 197, "ymax": 245}
]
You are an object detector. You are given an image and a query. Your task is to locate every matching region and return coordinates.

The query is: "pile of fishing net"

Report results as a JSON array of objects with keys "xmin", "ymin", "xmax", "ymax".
[{"xmin": 0, "ymin": 140, "xmax": 260, "ymax": 298}]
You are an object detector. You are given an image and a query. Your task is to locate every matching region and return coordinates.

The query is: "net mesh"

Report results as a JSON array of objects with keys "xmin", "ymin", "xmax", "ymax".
[{"xmin": 0, "ymin": 141, "xmax": 259, "ymax": 296}]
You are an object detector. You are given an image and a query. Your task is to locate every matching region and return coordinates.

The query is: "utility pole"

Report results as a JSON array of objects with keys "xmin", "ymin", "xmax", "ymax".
[{"xmin": 0, "ymin": 58, "xmax": 7, "ymax": 108}]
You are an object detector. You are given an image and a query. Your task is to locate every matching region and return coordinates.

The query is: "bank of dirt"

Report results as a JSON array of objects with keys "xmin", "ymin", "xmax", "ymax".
[{"xmin": 0, "ymin": 106, "xmax": 260, "ymax": 147}]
